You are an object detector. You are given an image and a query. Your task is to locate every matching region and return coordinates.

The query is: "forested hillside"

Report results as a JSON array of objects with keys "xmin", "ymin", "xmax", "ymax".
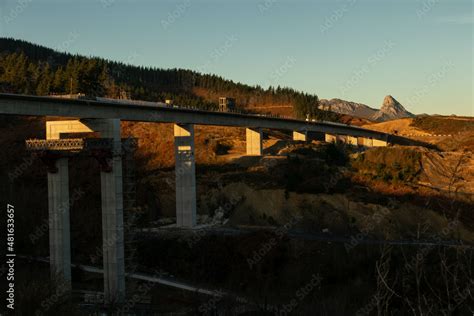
[{"xmin": 0, "ymin": 38, "xmax": 338, "ymax": 120}]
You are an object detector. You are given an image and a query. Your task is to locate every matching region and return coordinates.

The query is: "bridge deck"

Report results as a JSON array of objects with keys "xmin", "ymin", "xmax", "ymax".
[{"xmin": 0, "ymin": 93, "xmax": 390, "ymax": 141}]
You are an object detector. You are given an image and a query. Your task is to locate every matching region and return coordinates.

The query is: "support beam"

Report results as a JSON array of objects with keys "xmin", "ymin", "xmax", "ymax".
[
  {"xmin": 46, "ymin": 120, "xmax": 93, "ymax": 139},
  {"xmin": 246, "ymin": 128, "xmax": 263, "ymax": 156},
  {"xmin": 174, "ymin": 124, "xmax": 197, "ymax": 228},
  {"xmin": 47, "ymin": 158, "xmax": 71, "ymax": 289}
]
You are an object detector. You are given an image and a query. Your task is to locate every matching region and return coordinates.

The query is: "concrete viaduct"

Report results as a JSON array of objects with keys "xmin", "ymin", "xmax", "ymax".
[{"xmin": 0, "ymin": 93, "xmax": 393, "ymax": 304}]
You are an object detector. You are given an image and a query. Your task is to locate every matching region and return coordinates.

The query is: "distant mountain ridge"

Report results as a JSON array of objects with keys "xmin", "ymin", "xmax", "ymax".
[
  {"xmin": 319, "ymin": 95, "xmax": 414, "ymax": 122},
  {"xmin": 319, "ymin": 99, "xmax": 378, "ymax": 119}
]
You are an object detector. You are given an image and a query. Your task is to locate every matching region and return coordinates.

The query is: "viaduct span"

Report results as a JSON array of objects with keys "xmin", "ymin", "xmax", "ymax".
[{"xmin": 0, "ymin": 93, "xmax": 393, "ymax": 304}]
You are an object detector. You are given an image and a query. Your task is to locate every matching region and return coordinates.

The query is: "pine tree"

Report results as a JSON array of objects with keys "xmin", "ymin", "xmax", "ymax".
[
  {"xmin": 36, "ymin": 63, "xmax": 52, "ymax": 95},
  {"xmin": 52, "ymin": 67, "xmax": 66, "ymax": 93}
]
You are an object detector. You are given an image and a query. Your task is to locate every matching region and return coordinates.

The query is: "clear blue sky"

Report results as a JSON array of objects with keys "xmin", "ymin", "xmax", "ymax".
[{"xmin": 0, "ymin": 0, "xmax": 472, "ymax": 115}]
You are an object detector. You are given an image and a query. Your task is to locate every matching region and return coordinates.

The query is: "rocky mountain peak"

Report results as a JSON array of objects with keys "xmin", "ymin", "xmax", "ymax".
[
  {"xmin": 383, "ymin": 95, "xmax": 397, "ymax": 106},
  {"xmin": 372, "ymin": 95, "xmax": 414, "ymax": 121},
  {"xmin": 382, "ymin": 95, "xmax": 403, "ymax": 111}
]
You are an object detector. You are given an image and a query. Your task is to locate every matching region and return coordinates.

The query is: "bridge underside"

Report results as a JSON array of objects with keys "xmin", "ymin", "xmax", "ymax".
[{"xmin": 12, "ymin": 92, "xmax": 397, "ymax": 304}]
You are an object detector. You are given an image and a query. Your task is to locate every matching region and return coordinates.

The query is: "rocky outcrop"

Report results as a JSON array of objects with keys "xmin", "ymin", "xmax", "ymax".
[
  {"xmin": 371, "ymin": 95, "xmax": 414, "ymax": 122},
  {"xmin": 319, "ymin": 95, "xmax": 414, "ymax": 122}
]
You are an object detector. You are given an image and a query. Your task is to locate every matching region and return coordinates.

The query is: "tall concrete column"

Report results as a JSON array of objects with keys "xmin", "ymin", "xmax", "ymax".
[
  {"xmin": 325, "ymin": 134, "xmax": 337, "ymax": 143},
  {"xmin": 358, "ymin": 137, "xmax": 374, "ymax": 147},
  {"xmin": 47, "ymin": 157, "xmax": 71, "ymax": 289},
  {"xmin": 293, "ymin": 131, "xmax": 308, "ymax": 142},
  {"xmin": 294, "ymin": 131, "xmax": 325, "ymax": 142},
  {"xmin": 95, "ymin": 119, "xmax": 126, "ymax": 304},
  {"xmin": 373, "ymin": 139, "xmax": 388, "ymax": 147},
  {"xmin": 246, "ymin": 128, "xmax": 263, "ymax": 156},
  {"xmin": 347, "ymin": 136, "xmax": 358, "ymax": 146},
  {"xmin": 174, "ymin": 124, "xmax": 197, "ymax": 228}
]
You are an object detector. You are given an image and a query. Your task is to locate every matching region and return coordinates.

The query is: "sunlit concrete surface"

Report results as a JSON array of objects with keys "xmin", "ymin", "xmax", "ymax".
[{"xmin": 246, "ymin": 128, "xmax": 263, "ymax": 156}]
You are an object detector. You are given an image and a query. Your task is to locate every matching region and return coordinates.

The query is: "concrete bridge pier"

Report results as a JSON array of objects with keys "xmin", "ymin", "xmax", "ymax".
[
  {"xmin": 325, "ymin": 134, "xmax": 338, "ymax": 143},
  {"xmin": 174, "ymin": 124, "xmax": 197, "ymax": 227},
  {"xmin": 246, "ymin": 128, "xmax": 263, "ymax": 156},
  {"xmin": 88, "ymin": 119, "xmax": 126, "ymax": 304},
  {"xmin": 293, "ymin": 131, "xmax": 308, "ymax": 141},
  {"xmin": 357, "ymin": 137, "xmax": 388, "ymax": 147},
  {"xmin": 326, "ymin": 134, "xmax": 360, "ymax": 145},
  {"xmin": 358, "ymin": 137, "xmax": 373, "ymax": 147},
  {"xmin": 45, "ymin": 119, "xmax": 126, "ymax": 304},
  {"xmin": 293, "ymin": 131, "xmax": 325, "ymax": 142},
  {"xmin": 47, "ymin": 157, "xmax": 72, "ymax": 289},
  {"xmin": 45, "ymin": 121, "xmax": 88, "ymax": 290},
  {"xmin": 373, "ymin": 139, "xmax": 389, "ymax": 147},
  {"xmin": 347, "ymin": 136, "xmax": 358, "ymax": 146}
]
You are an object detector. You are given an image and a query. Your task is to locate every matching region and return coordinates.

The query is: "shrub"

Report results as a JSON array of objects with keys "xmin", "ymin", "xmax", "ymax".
[{"xmin": 324, "ymin": 142, "xmax": 349, "ymax": 166}]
